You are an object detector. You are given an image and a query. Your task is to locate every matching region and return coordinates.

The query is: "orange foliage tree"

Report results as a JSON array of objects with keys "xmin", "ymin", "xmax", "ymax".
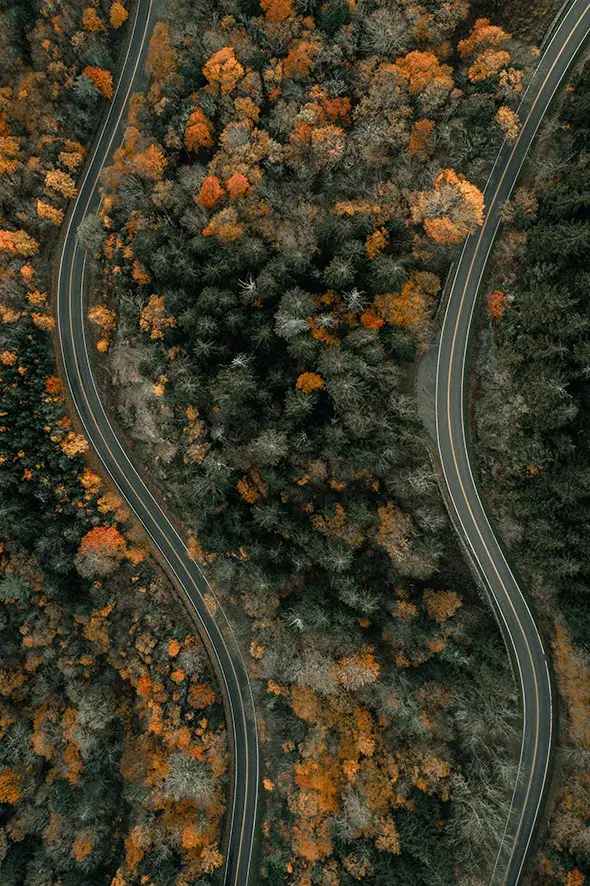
[
  {"xmin": 203, "ymin": 47, "xmax": 244, "ymax": 96},
  {"xmin": 412, "ymin": 168, "xmax": 484, "ymax": 244},
  {"xmin": 76, "ymin": 525, "xmax": 127, "ymax": 577},
  {"xmin": 145, "ymin": 23, "xmax": 178, "ymax": 82},
  {"xmin": 199, "ymin": 175, "xmax": 224, "ymax": 208},
  {"xmin": 487, "ymin": 290, "xmax": 507, "ymax": 324},
  {"xmin": 184, "ymin": 107, "xmax": 214, "ymax": 152},
  {"xmin": 110, "ymin": 1, "xmax": 128, "ymax": 29},
  {"xmin": 296, "ymin": 372, "xmax": 324, "ymax": 393},
  {"xmin": 394, "ymin": 50, "xmax": 453, "ymax": 96},
  {"xmin": 83, "ymin": 66, "xmax": 113, "ymax": 99}
]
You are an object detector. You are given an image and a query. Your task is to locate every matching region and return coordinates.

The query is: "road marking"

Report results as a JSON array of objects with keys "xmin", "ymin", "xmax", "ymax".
[
  {"xmin": 55, "ymin": 1, "xmax": 259, "ymax": 882},
  {"xmin": 435, "ymin": 3, "xmax": 590, "ymax": 882}
]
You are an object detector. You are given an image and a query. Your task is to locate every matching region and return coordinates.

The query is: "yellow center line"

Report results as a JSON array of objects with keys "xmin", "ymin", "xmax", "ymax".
[{"xmin": 56, "ymin": 1, "xmax": 258, "ymax": 882}]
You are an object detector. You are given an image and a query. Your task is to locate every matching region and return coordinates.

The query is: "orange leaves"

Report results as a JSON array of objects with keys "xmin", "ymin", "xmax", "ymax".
[
  {"xmin": 360, "ymin": 309, "xmax": 384, "ymax": 330},
  {"xmin": 125, "ymin": 825, "xmax": 149, "ymax": 871},
  {"xmin": 567, "ymin": 872, "xmax": 586, "ymax": 886},
  {"xmin": 0, "ymin": 351, "xmax": 17, "ymax": 366},
  {"xmin": 283, "ymin": 41, "xmax": 320, "ymax": 79},
  {"xmin": 184, "ymin": 107, "xmax": 214, "ymax": 152},
  {"xmin": 408, "ymin": 118, "xmax": 435, "ymax": 157},
  {"xmin": 423, "ymin": 589, "xmax": 462, "ymax": 623},
  {"xmin": 168, "ymin": 638, "xmax": 181, "ymax": 657},
  {"xmin": 237, "ymin": 468, "xmax": 267, "ymax": 504},
  {"xmin": 459, "ymin": 18, "xmax": 511, "ymax": 83},
  {"xmin": 72, "ymin": 835, "xmax": 93, "ymax": 862},
  {"xmin": 376, "ymin": 501, "xmax": 413, "ymax": 560},
  {"xmin": 199, "ymin": 175, "xmax": 224, "ymax": 208},
  {"xmin": 0, "ymin": 135, "xmax": 22, "ymax": 175},
  {"xmin": 45, "ymin": 168, "xmax": 78, "ymax": 199},
  {"xmin": 0, "ymin": 768, "xmax": 22, "ymax": 804},
  {"xmin": 335, "ymin": 646, "xmax": 380, "ymax": 691},
  {"xmin": 373, "ymin": 271, "xmax": 439, "ymax": 331},
  {"xmin": 468, "ymin": 49, "xmax": 510, "ymax": 83},
  {"xmin": 393, "ymin": 50, "xmax": 453, "ymax": 96},
  {"xmin": 133, "ymin": 144, "xmax": 167, "ymax": 180},
  {"xmin": 79, "ymin": 525, "xmax": 127, "ymax": 559},
  {"xmin": 260, "ymin": 0, "xmax": 295, "ymax": 22},
  {"xmin": 146, "ymin": 23, "xmax": 178, "ymax": 82},
  {"xmin": 296, "ymin": 371, "xmax": 324, "ymax": 393},
  {"xmin": 181, "ymin": 823, "xmax": 201, "ymax": 849},
  {"xmin": 189, "ymin": 682, "xmax": 217, "ymax": 709},
  {"xmin": 137, "ymin": 674, "xmax": 152, "ymax": 697},
  {"xmin": 375, "ymin": 818, "xmax": 401, "ymax": 854},
  {"xmin": 487, "ymin": 289, "xmax": 507, "ymax": 324},
  {"xmin": 203, "ymin": 47, "xmax": 244, "ymax": 96},
  {"xmin": 458, "ymin": 18, "xmax": 510, "ymax": 58},
  {"xmin": 365, "ymin": 228, "xmax": 387, "ymax": 260},
  {"xmin": 226, "ymin": 172, "xmax": 249, "ymax": 199},
  {"xmin": 82, "ymin": 7, "xmax": 104, "ymax": 32},
  {"xmin": 89, "ymin": 303, "xmax": 116, "ymax": 351},
  {"xmin": 412, "ymin": 168, "xmax": 484, "ymax": 244},
  {"xmin": 83, "ymin": 66, "xmax": 113, "ymax": 99},
  {"xmin": 37, "ymin": 200, "xmax": 64, "ymax": 226},
  {"xmin": 45, "ymin": 375, "xmax": 63, "ymax": 395},
  {"xmin": 202, "ymin": 208, "xmax": 245, "ymax": 244},
  {"xmin": 495, "ymin": 105, "xmax": 520, "ymax": 140},
  {"xmin": 110, "ymin": 1, "xmax": 128, "ymax": 29},
  {"xmin": 132, "ymin": 260, "xmax": 151, "ymax": 285},
  {"xmin": 140, "ymin": 295, "xmax": 176, "ymax": 340},
  {"xmin": 0, "ymin": 229, "xmax": 39, "ymax": 256},
  {"xmin": 60, "ymin": 431, "xmax": 89, "ymax": 457},
  {"xmin": 552, "ymin": 622, "xmax": 590, "ymax": 749}
]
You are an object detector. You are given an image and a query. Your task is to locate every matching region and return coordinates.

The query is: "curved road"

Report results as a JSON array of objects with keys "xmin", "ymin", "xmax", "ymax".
[
  {"xmin": 55, "ymin": 2, "xmax": 259, "ymax": 885},
  {"xmin": 435, "ymin": 2, "xmax": 590, "ymax": 883}
]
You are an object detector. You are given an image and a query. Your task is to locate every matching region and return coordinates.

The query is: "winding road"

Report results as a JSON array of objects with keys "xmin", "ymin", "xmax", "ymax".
[
  {"xmin": 435, "ymin": 1, "xmax": 590, "ymax": 883},
  {"xmin": 54, "ymin": 0, "xmax": 590, "ymax": 884},
  {"xmin": 56, "ymin": 2, "xmax": 259, "ymax": 885}
]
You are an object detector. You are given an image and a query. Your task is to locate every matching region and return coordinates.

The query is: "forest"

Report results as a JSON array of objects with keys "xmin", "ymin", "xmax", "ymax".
[
  {"xmin": 0, "ymin": 3, "xmax": 227, "ymax": 885},
  {"xmin": 82, "ymin": 0, "xmax": 539, "ymax": 883},
  {"xmin": 475, "ymin": 57, "xmax": 590, "ymax": 886},
  {"xmin": 2, "ymin": 0, "xmax": 582, "ymax": 883}
]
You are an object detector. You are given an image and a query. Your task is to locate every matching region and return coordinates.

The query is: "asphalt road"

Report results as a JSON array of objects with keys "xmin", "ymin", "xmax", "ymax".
[
  {"xmin": 435, "ymin": 2, "xmax": 590, "ymax": 883},
  {"xmin": 55, "ymin": 2, "xmax": 259, "ymax": 884}
]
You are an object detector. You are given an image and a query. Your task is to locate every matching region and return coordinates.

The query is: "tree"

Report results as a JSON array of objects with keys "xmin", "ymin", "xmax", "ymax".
[
  {"xmin": 495, "ymin": 106, "xmax": 520, "ymax": 140},
  {"xmin": 296, "ymin": 372, "xmax": 324, "ymax": 392},
  {"xmin": 82, "ymin": 66, "xmax": 113, "ymax": 99},
  {"xmin": 110, "ymin": 1, "xmax": 128, "ymax": 29},
  {"xmin": 76, "ymin": 215, "xmax": 106, "ymax": 253},
  {"xmin": 199, "ymin": 175, "xmax": 224, "ymax": 208},
  {"xmin": 412, "ymin": 169, "xmax": 484, "ymax": 243},
  {"xmin": 75, "ymin": 525, "xmax": 127, "ymax": 577},
  {"xmin": 45, "ymin": 169, "xmax": 78, "ymax": 199},
  {"xmin": 184, "ymin": 107, "xmax": 214, "ymax": 152},
  {"xmin": 145, "ymin": 22, "xmax": 178, "ymax": 82},
  {"xmin": 393, "ymin": 50, "xmax": 453, "ymax": 96},
  {"xmin": 202, "ymin": 47, "xmax": 244, "ymax": 95}
]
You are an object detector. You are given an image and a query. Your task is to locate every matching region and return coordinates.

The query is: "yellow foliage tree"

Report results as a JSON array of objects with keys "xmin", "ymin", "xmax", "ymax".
[
  {"xmin": 37, "ymin": 200, "xmax": 64, "ymax": 226},
  {"xmin": 45, "ymin": 168, "xmax": 78, "ymax": 199}
]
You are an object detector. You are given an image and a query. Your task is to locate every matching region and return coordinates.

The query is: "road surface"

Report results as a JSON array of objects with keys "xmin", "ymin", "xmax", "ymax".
[
  {"xmin": 55, "ymin": 2, "xmax": 259, "ymax": 884},
  {"xmin": 435, "ymin": 2, "xmax": 590, "ymax": 883}
]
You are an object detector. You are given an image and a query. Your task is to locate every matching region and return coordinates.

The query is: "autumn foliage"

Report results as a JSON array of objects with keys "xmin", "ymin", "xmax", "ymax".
[{"xmin": 83, "ymin": 66, "xmax": 114, "ymax": 98}]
